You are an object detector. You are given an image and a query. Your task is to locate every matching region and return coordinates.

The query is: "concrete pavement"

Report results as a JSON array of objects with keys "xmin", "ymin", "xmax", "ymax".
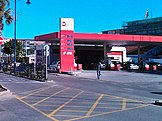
[
  {"xmin": 75, "ymin": 70, "xmax": 162, "ymax": 83},
  {"xmin": 1, "ymin": 70, "xmax": 162, "ymax": 121}
]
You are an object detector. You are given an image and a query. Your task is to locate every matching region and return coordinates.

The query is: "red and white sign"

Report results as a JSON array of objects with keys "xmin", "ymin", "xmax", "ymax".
[
  {"xmin": 34, "ymin": 41, "xmax": 45, "ymax": 46},
  {"xmin": 107, "ymin": 52, "xmax": 122, "ymax": 62},
  {"xmin": 60, "ymin": 18, "xmax": 74, "ymax": 31},
  {"xmin": 60, "ymin": 18, "xmax": 74, "ymax": 72},
  {"xmin": 0, "ymin": 37, "xmax": 3, "ymax": 45}
]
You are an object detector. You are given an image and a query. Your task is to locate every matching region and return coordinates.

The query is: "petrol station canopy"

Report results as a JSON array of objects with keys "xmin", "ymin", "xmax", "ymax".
[{"xmin": 35, "ymin": 32, "xmax": 162, "ymax": 46}]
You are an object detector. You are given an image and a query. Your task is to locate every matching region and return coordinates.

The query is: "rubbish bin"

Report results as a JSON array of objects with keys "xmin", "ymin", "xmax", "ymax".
[
  {"xmin": 115, "ymin": 63, "xmax": 120, "ymax": 71},
  {"xmin": 110, "ymin": 63, "xmax": 115, "ymax": 70},
  {"xmin": 116, "ymin": 64, "xmax": 120, "ymax": 71},
  {"xmin": 77, "ymin": 64, "xmax": 82, "ymax": 70},
  {"xmin": 153, "ymin": 65, "xmax": 157, "ymax": 71},
  {"xmin": 145, "ymin": 64, "xmax": 149, "ymax": 71}
]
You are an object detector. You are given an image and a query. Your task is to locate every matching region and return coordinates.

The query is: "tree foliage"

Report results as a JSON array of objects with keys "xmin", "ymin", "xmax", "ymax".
[
  {"xmin": 0, "ymin": 0, "xmax": 13, "ymax": 35},
  {"xmin": 3, "ymin": 39, "xmax": 23, "ymax": 57}
]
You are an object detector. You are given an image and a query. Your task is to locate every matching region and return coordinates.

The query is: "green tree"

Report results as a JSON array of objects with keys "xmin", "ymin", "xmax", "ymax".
[
  {"xmin": 3, "ymin": 39, "xmax": 23, "ymax": 61},
  {"xmin": 0, "ymin": 0, "xmax": 13, "ymax": 36}
]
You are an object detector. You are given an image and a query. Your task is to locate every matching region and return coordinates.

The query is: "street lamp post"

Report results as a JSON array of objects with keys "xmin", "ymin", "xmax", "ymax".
[
  {"xmin": 13, "ymin": 0, "xmax": 17, "ymax": 74},
  {"xmin": 26, "ymin": 0, "xmax": 31, "ymax": 5},
  {"xmin": 14, "ymin": 0, "xmax": 31, "ymax": 74}
]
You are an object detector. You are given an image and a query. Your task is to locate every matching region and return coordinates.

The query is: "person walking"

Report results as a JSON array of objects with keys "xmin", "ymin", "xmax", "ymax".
[{"xmin": 97, "ymin": 62, "xmax": 101, "ymax": 79}]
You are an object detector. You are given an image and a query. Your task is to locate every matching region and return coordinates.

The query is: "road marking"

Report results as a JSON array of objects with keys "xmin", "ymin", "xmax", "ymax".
[
  {"xmin": 54, "ymin": 114, "xmax": 80, "ymax": 117},
  {"xmin": 66, "ymin": 104, "xmax": 149, "ymax": 121},
  {"xmin": 86, "ymin": 94, "xmax": 104, "ymax": 116},
  {"xmin": 58, "ymin": 109, "xmax": 88, "ymax": 113},
  {"xmin": 19, "ymin": 86, "xmax": 54, "ymax": 99},
  {"xmin": 15, "ymin": 84, "xmax": 149, "ymax": 121},
  {"xmin": 16, "ymin": 96, "xmax": 59, "ymax": 121},
  {"xmin": 32, "ymin": 88, "xmax": 69, "ymax": 106},
  {"xmin": 55, "ymin": 101, "xmax": 96, "ymax": 104},
  {"xmin": 38, "ymin": 104, "xmax": 89, "ymax": 108},
  {"xmin": 122, "ymin": 98, "xmax": 126, "ymax": 110},
  {"xmin": 104, "ymin": 94, "xmax": 122, "ymax": 99},
  {"xmin": 48, "ymin": 91, "xmax": 84, "ymax": 117},
  {"xmin": 104, "ymin": 94, "xmax": 146, "ymax": 103},
  {"xmin": 96, "ymin": 106, "xmax": 121, "ymax": 109},
  {"xmin": 18, "ymin": 86, "xmax": 56, "ymax": 95}
]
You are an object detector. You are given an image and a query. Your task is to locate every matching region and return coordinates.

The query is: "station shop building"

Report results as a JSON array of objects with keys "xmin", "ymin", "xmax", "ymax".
[{"xmin": 34, "ymin": 18, "xmax": 162, "ymax": 72}]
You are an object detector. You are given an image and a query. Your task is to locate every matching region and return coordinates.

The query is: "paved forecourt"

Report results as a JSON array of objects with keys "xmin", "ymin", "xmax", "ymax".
[{"xmin": 16, "ymin": 84, "xmax": 148, "ymax": 121}]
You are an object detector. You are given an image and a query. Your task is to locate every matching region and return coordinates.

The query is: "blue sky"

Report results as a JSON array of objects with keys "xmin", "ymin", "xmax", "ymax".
[{"xmin": 2, "ymin": 0, "xmax": 162, "ymax": 39}]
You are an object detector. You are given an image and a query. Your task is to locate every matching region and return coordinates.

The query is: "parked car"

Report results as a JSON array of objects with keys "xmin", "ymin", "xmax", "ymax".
[
  {"xmin": 100, "ymin": 62, "xmax": 106, "ymax": 69},
  {"xmin": 156, "ymin": 63, "xmax": 162, "ymax": 70},
  {"xmin": 129, "ymin": 63, "xmax": 139, "ymax": 70},
  {"xmin": 122, "ymin": 62, "xmax": 139, "ymax": 70},
  {"xmin": 49, "ymin": 61, "xmax": 60, "ymax": 71},
  {"xmin": 146, "ymin": 62, "xmax": 162, "ymax": 70}
]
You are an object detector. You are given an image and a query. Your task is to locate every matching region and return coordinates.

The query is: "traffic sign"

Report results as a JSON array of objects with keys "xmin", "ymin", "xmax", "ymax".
[
  {"xmin": 44, "ymin": 44, "xmax": 49, "ymax": 56},
  {"xmin": 0, "ymin": 36, "xmax": 3, "ymax": 45}
]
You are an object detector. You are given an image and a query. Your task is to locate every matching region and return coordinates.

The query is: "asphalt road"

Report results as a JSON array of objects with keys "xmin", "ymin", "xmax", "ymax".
[{"xmin": 0, "ymin": 70, "xmax": 162, "ymax": 121}]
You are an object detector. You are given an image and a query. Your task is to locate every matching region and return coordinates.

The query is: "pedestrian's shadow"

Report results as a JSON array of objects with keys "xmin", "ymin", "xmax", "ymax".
[{"xmin": 151, "ymin": 92, "xmax": 162, "ymax": 95}]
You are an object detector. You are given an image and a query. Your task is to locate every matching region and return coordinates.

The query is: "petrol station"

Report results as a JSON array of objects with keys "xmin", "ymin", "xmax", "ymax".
[{"xmin": 34, "ymin": 18, "xmax": 162, "ymax": 73}]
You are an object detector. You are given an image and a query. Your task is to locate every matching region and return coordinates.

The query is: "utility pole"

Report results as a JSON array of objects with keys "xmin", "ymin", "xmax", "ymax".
[
  {"xmin": 14, "ymin": 0, "xmax": 31, "ymax": 74},
  {"xmin": 45, "ymin": 46, "xmax": 48, "ymax": 80},
  {"xmin": 14, "ymin": 0, "xmax": 17, "ymax": 74}
]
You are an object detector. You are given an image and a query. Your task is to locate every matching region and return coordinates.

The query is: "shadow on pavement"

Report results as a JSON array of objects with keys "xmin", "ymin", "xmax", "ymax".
[
  {"xmin": 0, "ymin": 85, "xmax": 7, "ymax": 92},
  {"xmin": 151, "ymin": 92, "xmax": 162, "ymax": 95},
  {"xmin": 123, "ymin": 70, "xmax": 162, "ymax": 75}
]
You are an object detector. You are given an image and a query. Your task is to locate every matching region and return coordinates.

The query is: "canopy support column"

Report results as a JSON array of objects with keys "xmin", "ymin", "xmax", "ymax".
[{"xmin": 138, "ymin": 45, "xmax": 141, "ymax": 69}]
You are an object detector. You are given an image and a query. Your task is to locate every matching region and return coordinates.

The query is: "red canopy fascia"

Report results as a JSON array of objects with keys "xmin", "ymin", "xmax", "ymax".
[{"xmin": 34, "ymin": 32, "xmax": 162, "ymax": 44}]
